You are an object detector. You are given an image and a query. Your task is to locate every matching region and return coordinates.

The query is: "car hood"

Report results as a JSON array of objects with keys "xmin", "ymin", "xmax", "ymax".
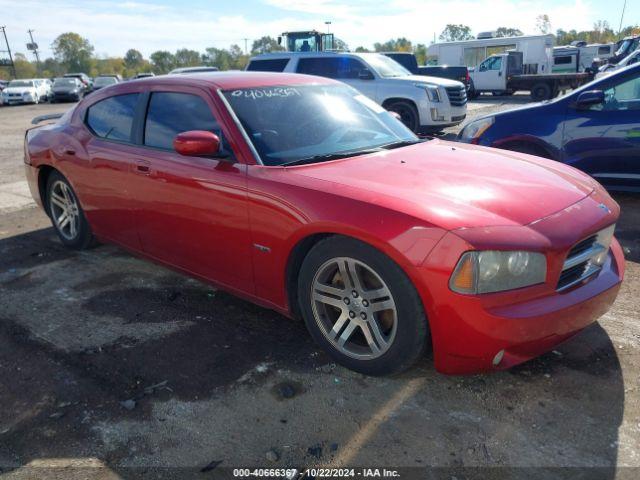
[
  {"xmin": 289, "ymin": 139, "xmax": 595, "ymax": 230},
  {"xmin": 3, "ymin": 87, "xmax": 35, "ymax": 94},
  {"xmin": 387, "ymin": 74, "xmax": 464, "ymax": 88}
]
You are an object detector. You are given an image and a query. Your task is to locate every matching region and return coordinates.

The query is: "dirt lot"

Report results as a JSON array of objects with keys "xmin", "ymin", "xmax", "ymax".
[{"xmin": 0, "ymin": 98, "xmax": 639, "ymax": 479}]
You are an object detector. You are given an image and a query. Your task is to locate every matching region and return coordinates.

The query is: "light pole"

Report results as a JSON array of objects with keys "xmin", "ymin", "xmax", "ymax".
[{"xmin": 618, "ymin": 0, "xmax": 627, "ymax": 36}]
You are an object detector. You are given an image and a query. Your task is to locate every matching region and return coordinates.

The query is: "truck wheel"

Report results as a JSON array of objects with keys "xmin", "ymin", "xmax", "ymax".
[
  {"xmin": 386, "ymin": 100, "xmax": 419, "ymax": 133},
  {"xmin": 531, "ymin": 83, "xmax": 552, "ymax": 101},
  {"xmin": 468, "ymin": 81, "xmax": 479, "ymax": 99}
]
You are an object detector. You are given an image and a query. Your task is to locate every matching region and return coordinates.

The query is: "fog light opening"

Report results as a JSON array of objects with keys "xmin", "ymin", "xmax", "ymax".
[{"xmin": 492, "ymin": 349, "xmax": 505, "ymax": 367}]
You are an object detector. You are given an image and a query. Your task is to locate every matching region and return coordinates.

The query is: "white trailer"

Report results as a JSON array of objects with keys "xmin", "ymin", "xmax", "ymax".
[{"xmin": 427, "ymin": 34, "xmax": 554, "ymax": 74}]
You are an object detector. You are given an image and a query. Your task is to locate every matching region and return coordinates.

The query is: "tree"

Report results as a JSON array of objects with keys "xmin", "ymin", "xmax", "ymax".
[
  {"xmin": 354, "ymin": 46, "xmax": 370, "ymax": 53},
  {"xmin": 536, "ymin": 15, "xmax": 551, "ymax": 35},
  {"xmin": 334, "ymin": 38, "xmax": 349, "ymax": 51},
  {"xmin": 251, "ymin": 36, "xmax": 283, "ymax": 55},
  {"xmin": 439, "ymin": 25, "xmax": 474, "ymax": 42},
  {"xmin": 13, "ymin": 53, "xmax": 37, "ymax": 78},
  {"xmin": 373, "ymin": 38, "xmax": 413, "ymax": 52},
  {"xmin": 174, "ymin": 48, "xmax": 201, "ymax": 68},
  {"xmin": 495, "ymin": 27, "xmax": 523, "ymax": 38},
  {"xmin": 124, "ymin": 49, "xmax": 144, "ymax": 70},
  {"xmin": 150, "ymin": 50, "xmax": 175, "ymax": 74},
  {"xmin": 51, "ymin": 32, "xmax": 94, "ymax": 72},
  {"xmin": 414, "ymin": 44, "xmax": 428, "ymax": 65}
]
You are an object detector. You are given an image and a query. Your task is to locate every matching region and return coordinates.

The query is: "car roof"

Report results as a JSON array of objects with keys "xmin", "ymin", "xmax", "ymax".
[
  {"xmin": 119, "ymin": 71, "xmax": 337, "ymax": 90},
  {"xmin": 250, "ymin": 51, "xmax": 376, "ymax": 60}
]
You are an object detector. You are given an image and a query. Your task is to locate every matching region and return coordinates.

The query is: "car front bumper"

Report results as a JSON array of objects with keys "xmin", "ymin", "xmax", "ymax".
[{"xmin": 416, "ymin": 191, "xmax": 624, "ymax": 375}]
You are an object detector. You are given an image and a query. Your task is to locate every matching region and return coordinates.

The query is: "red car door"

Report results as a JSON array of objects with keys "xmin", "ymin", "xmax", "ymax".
[
  {"xmin": 80, "ymin": 92, "xmax": 142, "ymax": 249},
  {"xmin": 127, "ymin": 87, "xmax": 253, "ymax": 293}
]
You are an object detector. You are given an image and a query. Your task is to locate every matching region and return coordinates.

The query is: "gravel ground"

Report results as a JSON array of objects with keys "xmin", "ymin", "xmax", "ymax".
[{"xmin": 0, "ymin": 97, "xmax": 639, "ymax": 479}]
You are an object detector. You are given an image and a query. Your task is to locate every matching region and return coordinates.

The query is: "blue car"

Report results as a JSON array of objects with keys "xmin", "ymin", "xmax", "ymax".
[{"xmin": 458, "ymin": 63, "xmax": 640, "ymax": 192}]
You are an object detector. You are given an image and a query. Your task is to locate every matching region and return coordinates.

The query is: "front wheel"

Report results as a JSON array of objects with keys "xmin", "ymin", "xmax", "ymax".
[
  {"xmin": 298, "ymin": 237, "xmax": 429, "ymax": 376},
  {"xmin": 46, "ymin": 171, "xmax": 94, "ymax": 249},
  {"xmin": 385, "ymin": 100, "xmax": 419, "ymax": 133},
  {"xmin": 531, "ymin": 82, "xmax": 552, "ymax": 101}
]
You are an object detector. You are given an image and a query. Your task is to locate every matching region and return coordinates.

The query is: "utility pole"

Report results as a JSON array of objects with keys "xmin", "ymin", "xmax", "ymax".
[
  {"xmin": 618, "ymin": 0, "xmax": 627, "ymax": 36},
  {"xmin": 243, "ymin": 38, "xmax": 249, "ymax": 55},
  {"xmin": 0, "ymin": 26, "xmax": 16, "ymax": 79},
  {"xmin": 27, "ymin": 29, "xmax": 41, "ymax": 73}
]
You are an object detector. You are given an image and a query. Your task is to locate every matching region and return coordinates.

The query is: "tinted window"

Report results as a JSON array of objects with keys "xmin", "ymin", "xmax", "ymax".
[
  {"xmin": 86, "ymin": 94, "xmax": 139, "ymax": 141},
  {"xmin": 297, "ymin": 57, "xmax": 367, "ymax": 79},
  {"xmin": 598, "ymin": 46, "xmax": 611, "ymax": 55},
  {"xmin": 554, "ymin": 56, "xmax": 573, "ymax": 65},
  {"xmin": 144, "ymin": 92, "xmax": 220, "ymax": 150},
  {"xmin": 247, "ymin": 59, "xmax": 289, "ymax": 72}
]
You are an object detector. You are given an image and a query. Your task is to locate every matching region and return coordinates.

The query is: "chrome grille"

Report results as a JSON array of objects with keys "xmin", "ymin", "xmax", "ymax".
[
  {"xmin": 445, "ymin": 86, "xmax": 467, "ymax": 106},
  {"xmin": 556, "ymin": 225, "xmax": 615, "ymax": 292}
]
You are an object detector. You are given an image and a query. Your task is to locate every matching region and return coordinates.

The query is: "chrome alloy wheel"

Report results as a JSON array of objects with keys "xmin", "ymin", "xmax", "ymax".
[
  {"xmin": 311, "ymin": 257, "xmax": 397, "ymax": 360},
  {"xmin": 49, "ymin": 180, "xmax": 80, "ymax": 240}
]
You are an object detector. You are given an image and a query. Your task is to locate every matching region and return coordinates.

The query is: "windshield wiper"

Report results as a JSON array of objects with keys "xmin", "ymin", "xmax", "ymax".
[
  {"xmin": 281, "ymin": 147, "xmax": 384, "ymax": 167},
  {"xmin": 379, "ymin": 139, "xmax": 424, "ymax": 150}
]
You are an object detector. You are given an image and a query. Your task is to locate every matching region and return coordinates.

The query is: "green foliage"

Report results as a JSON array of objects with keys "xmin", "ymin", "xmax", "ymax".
[
  {"xmin": 251, "ymin": 36, "xmax": 284, "ymax": 55},
  {"xmin": 536, "ymin": 14, "xmax": 552, "ymax": 35},
  {"xmin": 174, "ymin": 49, "xmax": 202, "ymax": 68},
  {"xmin": 373, "ymin": 38, "xmax": 413, "ymax": 52},
  {"xmin": 52, "ymin": 32, "xmax": 94, "ymax": 73},
  {"xmin": 439, "ymin": 25, "xmax": 474, "ymax": 42},
  {"xmin": 495, "ymin": 27, "xmax": 524, "ymax": 38},
  {"xmin": 150, "ymin": 50, "xmax": 175, "ymax": 74},
  {"xmin": 124, "ymin": 49, "xmax": 144, "ymax": 70},
  {"xmin": 354, "ymin": 46, "xmax": 370, "ymax": 53}
]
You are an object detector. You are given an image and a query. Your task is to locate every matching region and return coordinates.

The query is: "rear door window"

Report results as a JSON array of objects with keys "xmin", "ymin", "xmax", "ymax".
[
  {"xmin": 144, "ymin": 92, "xmax": 221, "ymax": 150},
  {"xmin": 247, "ymin": 59, "xmax": 290, "ymax": 72},
  {"xmin": 297, "ymin": 57, "xmax": 367, "ymax": 79},
  {"xmin": 86, "ymin": 93, "xmax": 139, "ymax": 142}
]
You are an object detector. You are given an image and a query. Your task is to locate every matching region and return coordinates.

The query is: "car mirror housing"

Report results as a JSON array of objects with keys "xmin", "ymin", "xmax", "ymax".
[
  {"xmin": 575, "ymin": 90, "xmax": 605, "ymax": 109},
  {"xmin": 174, "ymin": 130, "xmax": 228, "ymax": 159}
]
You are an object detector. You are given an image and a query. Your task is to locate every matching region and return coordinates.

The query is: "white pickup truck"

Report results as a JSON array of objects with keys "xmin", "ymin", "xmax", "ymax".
[
  {"xmin": 469, "ymin": 51, "xmax": 593, "ymax": 101},
  {"xmin": 246, "ymin": 52, "xmax": 467, "ymax": 133}
]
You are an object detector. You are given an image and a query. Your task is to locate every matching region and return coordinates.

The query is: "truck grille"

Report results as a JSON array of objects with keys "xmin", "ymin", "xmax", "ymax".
[
  {"xmin": 556, "ymin": 225, "xmax": 615, "ymax": 292},
  {"xmin": 445, "ymin": 86, "xmax": 467, "ymax": 106}
]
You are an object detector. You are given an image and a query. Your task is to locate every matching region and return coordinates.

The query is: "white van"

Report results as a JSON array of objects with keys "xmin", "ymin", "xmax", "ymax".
[{"xmin": 246, "ymin": 52, "xmax": 467, "ymax": 133}]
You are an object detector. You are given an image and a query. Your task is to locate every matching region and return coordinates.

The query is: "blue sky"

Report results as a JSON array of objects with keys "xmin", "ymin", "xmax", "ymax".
[{"xmin": 1, "ymin": 0, "xmax": 637, "ymax": 59}]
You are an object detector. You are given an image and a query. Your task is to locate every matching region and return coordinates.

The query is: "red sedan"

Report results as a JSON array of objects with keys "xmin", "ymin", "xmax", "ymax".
[{"xmin": 24, "ymin": 72, "xmax": 625, "ymax": 375}]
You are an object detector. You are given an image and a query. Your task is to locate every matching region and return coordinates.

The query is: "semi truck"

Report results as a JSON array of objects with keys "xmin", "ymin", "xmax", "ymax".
[{"xmin": 468, "ymin": 51, "xmax": 593, "ymax": 101}]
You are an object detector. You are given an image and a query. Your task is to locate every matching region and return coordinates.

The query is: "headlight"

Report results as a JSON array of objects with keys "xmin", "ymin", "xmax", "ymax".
[
  {"xmin": 415, "ymin": 83, "xmax": 441, "ymax": 102},
  {"xmin": 450, "ymin": 250, "xmax": 547, "ymax": 294},
  {"xmin": 458, "ymin": 117, "xmax": 494, "ymax": 144}
]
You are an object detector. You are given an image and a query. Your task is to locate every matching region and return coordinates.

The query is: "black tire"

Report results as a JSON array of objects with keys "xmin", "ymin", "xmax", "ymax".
[
  {"xmin": 467, "ymin": 81, "xmax": 479, "ymax": 100},
  {"xmin": 298, "ymin": 236, "xmax": 430, "ymax": 376},
  {"xmin": 386, "ymin": 100, "xmax": 419, "ymax": 133},
  {"xmin": 46, "ymin": 171, "xmax": 94, "ymax": 249},
  {"xmin": 531, "ymin": 82, "xmax": 552, "ymax": 101}
]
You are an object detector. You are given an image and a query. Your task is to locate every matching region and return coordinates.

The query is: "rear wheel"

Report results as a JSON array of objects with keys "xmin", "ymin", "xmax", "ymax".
[
  {"xmin": 46, "ymin": 171, "xmax": 94, "ymax": 249},
  {"xmin": 531, "ymin": 82, "xmax": 552, "ymax": 101},
  {"xmin": 385, "ymin": 100, "xmax": 419, "ymax": 133},
  {"xmin": 298, "ymin": 236, "xmax": 429, "ymax": 376}
]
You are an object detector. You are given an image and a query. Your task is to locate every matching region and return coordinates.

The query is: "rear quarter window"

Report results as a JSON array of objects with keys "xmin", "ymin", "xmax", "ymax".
[
  {"xmin": 247, "ymin": 58, "xmax": 290, "ymax": 72},
  {"xmin": 85, "ymin": 93, "xmax": 139, "ymax": 142}
]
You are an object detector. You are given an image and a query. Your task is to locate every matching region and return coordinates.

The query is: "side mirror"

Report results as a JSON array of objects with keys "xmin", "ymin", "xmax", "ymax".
[
  {"xmin": 479, "ymin": 65, "xmax": 487, "ymax": 72},
  {"xmin": 174, "ymin": 130, "xmax": 227, "ymax": 158},
  {"xmin": 358, "ymin": 68, "xmax": 374, "ymax": 80},
  {"xmin": 575, "ymin": 90, "xmax": 605, "ymax": 109}
]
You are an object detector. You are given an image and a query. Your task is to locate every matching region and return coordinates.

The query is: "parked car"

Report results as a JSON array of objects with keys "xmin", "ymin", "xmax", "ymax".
[
  {"xmin": 50, "ymin": 77, "xmax": 85, "ymax": 102},
  {"xmin": 382, "ymin": 52, "xmax": 470, "ymax": 91},
  {"xmin": 597, "ymin": 48, "xmax": 640, "ymax": 78},
  {"xmin": 133, "ymin": 72, "xmax": 155, "ymax": 79},
  {"xmin": 246, "ymin": 52, "xmax": 467, "ymax": 133},
  {"xmin": 63, "ymin": 72, "xmax": 92, "ymax": 90},
  {"xmin": 0, "ymin": 79, "xmax": 45, "ymax": 104},
  {"xmin": 0, "ymin": 79, "xmax": 7, "ymax": 90},
  {"xmin": 35, "ymin": 78, "xmax": 53, "ymax": 101},
  {"xmin": 24, "ymin": 72, "xmax": 624, "ymax": 375},
  {"xmin": 458, "ymin": 63, "xmax": 640, "ymax": 192},
  {"xmin": 169, "ymin": 66, "xmax": 220, "ymax": 74},
  {"xmin": 91, "ymin": 75, "xmax": 119, "ymax": 91}
]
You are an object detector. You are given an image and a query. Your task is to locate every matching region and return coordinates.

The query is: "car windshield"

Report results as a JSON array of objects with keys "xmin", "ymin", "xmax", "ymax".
[
  {"xmin": 223, "ymin": 84, "xmax": 419, "ymax": 166},
  {"xmin": 95, "ymin": 77, "xmax": 117, "ymax": 86},
  {"xmin": 363, "ymin": 54, "xmax": 411, "ymax": 78},
  {"xmin": 616, "ymin": 38, "xmax": 640, "ymax": 57},
  {"xmin": 8, "ymin": 80, "xmax": 33, "ymax": 87},
  {"xmin": 54, "ymin": 78, "xmax": 77, "ymax": 87}
]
